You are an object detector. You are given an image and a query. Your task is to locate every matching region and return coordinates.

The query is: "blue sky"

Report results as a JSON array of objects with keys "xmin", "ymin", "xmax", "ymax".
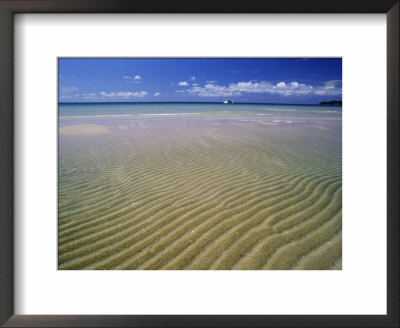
[{"xmin": 58, "ymin": 58, "xmax": 342, "ymax": 104}]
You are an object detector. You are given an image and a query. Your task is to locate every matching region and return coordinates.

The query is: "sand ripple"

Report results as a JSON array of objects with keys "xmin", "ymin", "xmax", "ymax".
[{"xmin": 58, "ymin": 117, "xmax": 342, "ymax": 270}]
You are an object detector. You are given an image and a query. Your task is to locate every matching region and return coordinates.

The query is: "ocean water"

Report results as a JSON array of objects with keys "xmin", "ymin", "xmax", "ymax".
[
  {"xmin": 59, "ymin": 102, "xmax": 342, "ymax": 119},
  {"xmin": 58, "ymin": 102, "xmax": 342, "ymax": 270}
]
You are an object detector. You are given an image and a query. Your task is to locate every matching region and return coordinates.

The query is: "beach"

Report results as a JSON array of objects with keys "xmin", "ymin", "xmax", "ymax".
[{"xmin": 58, "ymin": 103, "xmax": 342, "ymax": 270}]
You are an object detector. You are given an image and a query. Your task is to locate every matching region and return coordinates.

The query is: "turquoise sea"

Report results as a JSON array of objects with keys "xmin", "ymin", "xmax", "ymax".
[{"xmin": 59, "ymin": 102, "xmax": 342, "ymax": 119}]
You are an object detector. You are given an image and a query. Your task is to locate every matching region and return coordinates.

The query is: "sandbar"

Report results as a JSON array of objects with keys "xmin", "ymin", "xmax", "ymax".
[{"xmin": 59, "ymin": 124, "xmax": 110, "ymax": 136}]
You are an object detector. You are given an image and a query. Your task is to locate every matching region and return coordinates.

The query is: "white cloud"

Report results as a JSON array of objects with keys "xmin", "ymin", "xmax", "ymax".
[
  {"xmin": 183, "ymin": 84, "xmax": 231, "ymax": 97},
  {"xmin": 324, "ymin": 80, "xmax": 341, "ymax": 87},
  {"xmin": 192, "ymin": 83, "xmax": 198, "ymax": 86},
  {"xmin": 178, "ymin": 80, "xmax": 342, "ymax": 97},
  {"xmin": 100, "ymin": 91, "xmax": 148, "ymax": 98},
  {"xmin": 178, "ymin": 81, "xmax": 189, "ymax": 86},
  {"xmin": 82, "ymin": 93, "xmax": 97, "ymax": 99},
  {"xmin": 206, "ymin": 80, "xmax": 217, "ymax": 84},
  {"xmin": 153, "ymin": 92, "xmax": 160, "ymax": 97},
  {"xmin": 134, "ymin": 91, "xmax": 147, "ymax": 97},
  {"xmin": 123, "ymin": 75, "xmax": 142, "ymax": 83},
  {"xmin": 60, "ymin": 86, "xmax": 79, "ymax": 93},
  {"xmin": 60, "ymin": 86, "xmax": 79, "ymax": 100},
  {"xmin": 190, "ymin": 76, "xmax": 196, "ymax": 81}
]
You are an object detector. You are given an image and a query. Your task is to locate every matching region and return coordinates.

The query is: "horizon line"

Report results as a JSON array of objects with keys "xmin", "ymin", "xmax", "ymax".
[{"xmin": 58, "ymin": 100, "xmax": 342, "ymax": 106}]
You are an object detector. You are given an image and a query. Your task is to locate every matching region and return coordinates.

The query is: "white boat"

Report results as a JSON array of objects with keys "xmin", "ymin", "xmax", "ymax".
[{"xmin": 223, "ymin": 89, "xmax": 233, "ymax": 104}]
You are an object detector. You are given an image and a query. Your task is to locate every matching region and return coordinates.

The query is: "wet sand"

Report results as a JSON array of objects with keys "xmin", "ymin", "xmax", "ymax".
[{"xmin": 59, "ymin": 124, "xmax": 110, "ymax": 136}]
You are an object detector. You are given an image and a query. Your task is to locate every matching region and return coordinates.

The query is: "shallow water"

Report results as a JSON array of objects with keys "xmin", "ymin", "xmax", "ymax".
[{"xmin": 58, "ymin": 103, "xmax": 342, "ymax": 270}]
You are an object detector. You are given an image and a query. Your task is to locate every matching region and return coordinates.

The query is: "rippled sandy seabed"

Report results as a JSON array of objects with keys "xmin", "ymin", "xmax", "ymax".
[{"xmin": 58, "ymin": 112, "xmax": 342, "ymax": 270}]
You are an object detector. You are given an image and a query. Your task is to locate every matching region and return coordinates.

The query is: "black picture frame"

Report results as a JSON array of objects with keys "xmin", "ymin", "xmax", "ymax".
[{"xmin": 0, "ymin": 1, "xmax": 398, "ymax": 327}]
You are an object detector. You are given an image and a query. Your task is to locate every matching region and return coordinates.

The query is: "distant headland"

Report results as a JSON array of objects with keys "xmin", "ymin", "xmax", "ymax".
[{"xmin": 319, "ymin": 100, "xmax": 342, "ymax": 106}]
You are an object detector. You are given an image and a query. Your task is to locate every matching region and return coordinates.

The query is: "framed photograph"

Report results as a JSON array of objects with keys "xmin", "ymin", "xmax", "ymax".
[{"xmin": 0, "ymin": 1, "xmax": 398, "ymax": 327}]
